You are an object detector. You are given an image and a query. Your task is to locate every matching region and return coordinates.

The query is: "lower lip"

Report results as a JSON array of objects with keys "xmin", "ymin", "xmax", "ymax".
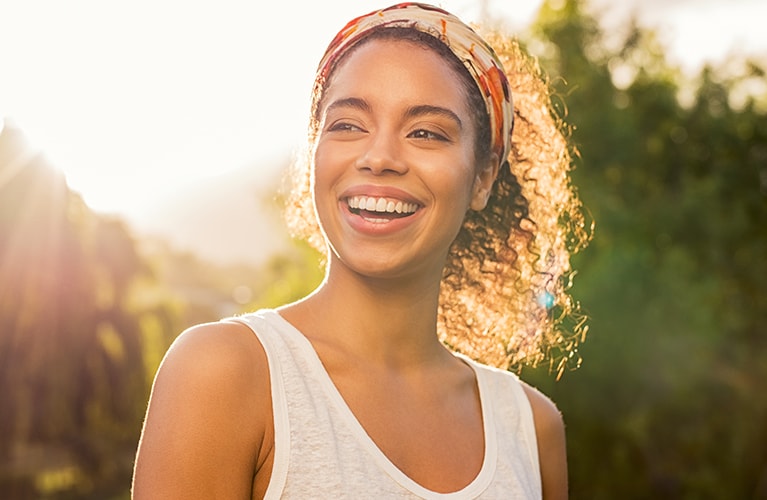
[{"xmin": 341, "ymin": 202, "xmax": 422, "ymax": 236}]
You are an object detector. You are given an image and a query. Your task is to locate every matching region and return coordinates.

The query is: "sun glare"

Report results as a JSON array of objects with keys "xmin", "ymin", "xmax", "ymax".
[{"xmin": 2, "ymin": 0, "xmax": 765, "ymax": 221}]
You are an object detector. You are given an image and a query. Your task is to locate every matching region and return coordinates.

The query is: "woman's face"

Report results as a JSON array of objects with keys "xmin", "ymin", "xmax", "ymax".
[{"xmin": 312, "ymin": 38, "xmax": 497, "ymax": 281}]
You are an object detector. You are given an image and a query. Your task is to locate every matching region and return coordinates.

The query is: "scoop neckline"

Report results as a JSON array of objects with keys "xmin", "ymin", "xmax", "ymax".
[{"xmin": 265, "ymin": 309, "xmax": 497, "ymax": 499}]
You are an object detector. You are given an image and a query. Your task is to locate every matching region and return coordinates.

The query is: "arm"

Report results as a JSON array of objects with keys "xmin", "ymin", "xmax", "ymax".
[
  {"xmin": 522, "ymin": 383, "xmax": 569, "ymax": 500},
  {"xmin": 132, "ymin": 321, "xmax": 272, "ymax": 499}
]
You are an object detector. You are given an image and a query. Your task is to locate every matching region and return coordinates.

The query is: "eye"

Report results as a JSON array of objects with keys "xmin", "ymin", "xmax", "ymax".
[
  {"xmin": 408, "ymin": 128, "xmax": 449, "ymax": 141},
  {"xmin": 327, "ymin": 121, "xmax": 365, "ymax": 133}
]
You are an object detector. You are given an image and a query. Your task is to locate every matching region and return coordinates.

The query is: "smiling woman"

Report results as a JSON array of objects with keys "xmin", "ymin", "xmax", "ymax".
[{"xmin": 132, "ymin": 3, "xmax": 588, "ymax": 499}]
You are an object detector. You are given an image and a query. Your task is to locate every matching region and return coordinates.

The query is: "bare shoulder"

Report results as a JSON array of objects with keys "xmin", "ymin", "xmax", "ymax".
[
  {"xmin": 521, "ymin": 382, "xmax": 565, "ymax": 437},
  {"xmin": 161, "ymin": 320, "xmax": 267, "ymax": 383},
  {"xmin": 150, "ymin": 321, "xmax": 270, "ymax": 412},
  {"xmin": 132, "ymin": 320, "xmax": 272, "ymax": 499},
  {"xmin": 521, "ymin": 381, "xmax": 569, "ymax": 500}
]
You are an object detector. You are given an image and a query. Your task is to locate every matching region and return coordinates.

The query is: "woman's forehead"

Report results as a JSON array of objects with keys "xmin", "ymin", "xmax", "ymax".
[{"xmin": 321, "ymin": 39, "xmax": 471, "ymax": 116}]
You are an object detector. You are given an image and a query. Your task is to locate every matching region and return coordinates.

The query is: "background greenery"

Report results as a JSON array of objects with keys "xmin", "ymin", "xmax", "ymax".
[{"xmin": 1, "ymin": 0, "xmax": 765, "ymax": 497}]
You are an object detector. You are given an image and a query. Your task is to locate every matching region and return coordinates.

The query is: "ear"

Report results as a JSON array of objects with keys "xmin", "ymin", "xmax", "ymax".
[{"xmin": 470, "ymin": 154, "xmax": 500, "ymax": 211}]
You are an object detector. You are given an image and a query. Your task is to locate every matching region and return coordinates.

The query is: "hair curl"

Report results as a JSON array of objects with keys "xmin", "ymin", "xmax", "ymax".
[{"xmin": 284, "ymin": 27, "xmax": 592, "ymax": 377}]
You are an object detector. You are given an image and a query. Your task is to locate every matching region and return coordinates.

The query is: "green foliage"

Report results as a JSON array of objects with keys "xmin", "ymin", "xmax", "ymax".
[
  {"xmin": 522, "ymin": 0, "xmax": 767, "ymax": 497},
  {"xmin": 243, "ymin": 238, "xmax": 325, "ymax": 311},
  {"xmin": 0, "ymin": 122, "xmax": 319, "ymax": 498},
  {"xmin": 0, "ymin": 124, "xmax": 184, "ymax": 498}
]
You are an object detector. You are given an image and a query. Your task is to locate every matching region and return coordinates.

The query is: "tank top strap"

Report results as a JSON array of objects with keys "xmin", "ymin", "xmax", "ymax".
[{"xmin": 224, "ymin": 310, "xmax": 293, "ymax": 499}]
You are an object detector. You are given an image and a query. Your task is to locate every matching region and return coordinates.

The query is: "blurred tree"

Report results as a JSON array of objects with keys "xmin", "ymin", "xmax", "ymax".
[
  {"xmin": 520, "ymin": 0, "xmax": 767, "ymax": 498},
  {"xmin": 243, "ymin": 238, "xmax": 325, "ymax": 312},
  {"xmin": 0, "ymin": 122, "xmax": 181, "ymax": 498}
]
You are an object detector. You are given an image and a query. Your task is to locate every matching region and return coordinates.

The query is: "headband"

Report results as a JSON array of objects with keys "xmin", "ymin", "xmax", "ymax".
[{"xmin": 316, "ymin": 2, "xmax": 514, "ymax": 164}]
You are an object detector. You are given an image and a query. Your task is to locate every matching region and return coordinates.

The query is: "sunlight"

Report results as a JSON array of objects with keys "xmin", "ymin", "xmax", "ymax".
[
  {"xmin": 658, "ymin": 0, "xmax": 767, "ymax": 74},
  {"xmin": 2, "ymin": 0, "xmax": 764, "ymax": 220},
  {"xmin": 0, "ymin": 0, "xmax": 316, "ymax": 216},
  {"xmin": 0, "ymin": 125, "xmax": 67, "ymax": 359},
  {"xmin": 0, "ymin": 0, "xmax": 542, "ymax": 219}
]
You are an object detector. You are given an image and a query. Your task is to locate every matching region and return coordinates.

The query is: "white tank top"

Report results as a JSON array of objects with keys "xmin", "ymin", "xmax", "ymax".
[{"xmin": 229, "ymin": 309, "xmax": 542, "ymax": 499}]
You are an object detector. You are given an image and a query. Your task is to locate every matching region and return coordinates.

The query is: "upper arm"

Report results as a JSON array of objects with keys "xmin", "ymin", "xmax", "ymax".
[
  {"xmin": 522, "ymin": 383, "xmax": 568, "ymax": 500},
  {"xmin": 132, "ymin": 321, "xmax": 271, "ymax": 499}
]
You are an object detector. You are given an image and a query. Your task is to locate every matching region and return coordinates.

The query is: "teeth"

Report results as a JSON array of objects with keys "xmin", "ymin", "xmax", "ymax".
[{"xmin": 348, "ymin": 195, "xmax": 418, "ymax": 214}]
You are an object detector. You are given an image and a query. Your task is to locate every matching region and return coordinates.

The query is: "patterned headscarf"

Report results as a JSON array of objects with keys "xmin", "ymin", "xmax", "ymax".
[{"xmin": 316, "ymin": 2, "xmax": 514, "ymax": 165}]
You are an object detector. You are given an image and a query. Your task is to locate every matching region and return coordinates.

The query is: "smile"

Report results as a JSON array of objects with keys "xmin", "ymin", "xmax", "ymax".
[{"xmin": 347, "ymin": 195, "xmax": 419, "ymax": 221}]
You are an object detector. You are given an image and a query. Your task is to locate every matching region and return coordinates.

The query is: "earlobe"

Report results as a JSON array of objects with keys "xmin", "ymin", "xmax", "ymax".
[{"xmin": 470, "ymin": 155, "xmax": 500, "ymax": 211}]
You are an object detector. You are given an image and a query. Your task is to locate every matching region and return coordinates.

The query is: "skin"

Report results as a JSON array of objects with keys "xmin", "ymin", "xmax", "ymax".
[{"xmin": 132, "ymin": 38, "xmax": 568, "ymax": 499}]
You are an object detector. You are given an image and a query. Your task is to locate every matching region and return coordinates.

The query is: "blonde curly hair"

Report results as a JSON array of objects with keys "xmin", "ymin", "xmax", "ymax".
[{"xmin": 284, "ymin": 27, "xmax": 591, "ymax": 377}]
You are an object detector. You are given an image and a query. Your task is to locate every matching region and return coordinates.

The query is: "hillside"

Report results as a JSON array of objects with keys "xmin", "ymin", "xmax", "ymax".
[{"xmin": 116, "ymin": 154, "xmax": 294, "ymax": 267}]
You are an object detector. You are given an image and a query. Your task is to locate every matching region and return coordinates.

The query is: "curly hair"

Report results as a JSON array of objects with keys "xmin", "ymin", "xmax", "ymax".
[{"xmin": 283, "ymin": 27, "xmax": 591, "ymax": 377}]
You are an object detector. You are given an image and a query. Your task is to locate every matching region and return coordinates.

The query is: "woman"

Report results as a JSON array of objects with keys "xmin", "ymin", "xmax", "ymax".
[{"xmin": 133, "ymin": 3, "xmax": 588, "ymax": 498}]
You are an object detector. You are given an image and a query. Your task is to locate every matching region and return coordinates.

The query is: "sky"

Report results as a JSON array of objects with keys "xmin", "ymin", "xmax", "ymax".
[{"xmin": 1, "ymin": 0, "xmax": 766, "ymax": 222}]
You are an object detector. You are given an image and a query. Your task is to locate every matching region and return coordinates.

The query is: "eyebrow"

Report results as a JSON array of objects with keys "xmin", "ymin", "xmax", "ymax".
[
  {"xmin": 404, "ymin": 105, "xmax": 463, "ymax": 130},
  {"xmin": 325, "ymin": 97, "xmax": 371, "ymax": 114},
  {"xmin": 324, "ymin": 99, "xmax": 463, "ymax": 130}
]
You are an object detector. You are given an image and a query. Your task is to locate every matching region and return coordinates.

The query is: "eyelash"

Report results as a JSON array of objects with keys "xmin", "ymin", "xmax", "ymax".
[
  {"xmin": 327, "ymin": 121, "xmax": 363, "ymax": 133},
  {"xmin": 326, "ymin": 122, "xmax": 449, "ymax": 142},
  {"xmin": 408, "ymin": 129, "xmax": 448, "ymax": 142}
]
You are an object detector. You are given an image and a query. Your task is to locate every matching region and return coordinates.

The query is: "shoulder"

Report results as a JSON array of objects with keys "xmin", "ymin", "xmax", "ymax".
[
  {"xmin": 151, "ymin": 320, "xmax": 270, "ymax": 404},
  {"xmin": 162, "ymin": 320, "xmax": 267, "ymax": 380},
  {"xmin": 520, "ymin": 381, "xmax": 568, "ymax": 500},
  {"xmin": 520, "ymin": 382, "xmax": 564, "ymax": 441},
  {"xmin": 133, "ymin": 320, "xmax": 272, "ymax": 498},
  {"xmin": 151, "ymin": 319, "xmax": 271, "ymax": 427},
  {"xmin": 472, "ymin": 363, "xmax": 564, "ymax": 455},
  {"xmin": 469, "ymin": 363, "xmax": 568, "ymax": 498}
]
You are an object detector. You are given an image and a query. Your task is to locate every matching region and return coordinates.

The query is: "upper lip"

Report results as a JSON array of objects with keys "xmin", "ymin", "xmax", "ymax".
[{"xmin": 340, "ymin": 184, "xmax": 422, "ymax": 206}]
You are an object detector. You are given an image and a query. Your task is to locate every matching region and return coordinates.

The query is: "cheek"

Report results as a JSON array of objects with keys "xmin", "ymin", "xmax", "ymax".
[
  {"xmin": 442, "ymin": 156, "xmax": 479, "ymax": 204},
  {"xmin": 311, "ymin": 151, "xmax": 332, "ymax": 208},
  {"xmin": 310, "ymin": 145, "xmax": 339, "ymax": 228},
  {"xmin": 312, "ymin": 136, "xmax": 359, "ymax": 198},
  {"xmin": 312, "ymin": 138, "xmax": 343, "ymax": 182}
]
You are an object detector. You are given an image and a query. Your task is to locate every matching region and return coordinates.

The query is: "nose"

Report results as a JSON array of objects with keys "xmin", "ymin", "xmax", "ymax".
[{"xmin": 355, "ymin": 132, "xmax": 408, "ymax": 175}]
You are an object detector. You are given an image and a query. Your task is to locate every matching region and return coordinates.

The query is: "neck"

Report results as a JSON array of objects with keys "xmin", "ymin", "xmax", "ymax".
[{"xmin": 281, "ymin": 257, "xmax": 449, "ymax": 369}]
